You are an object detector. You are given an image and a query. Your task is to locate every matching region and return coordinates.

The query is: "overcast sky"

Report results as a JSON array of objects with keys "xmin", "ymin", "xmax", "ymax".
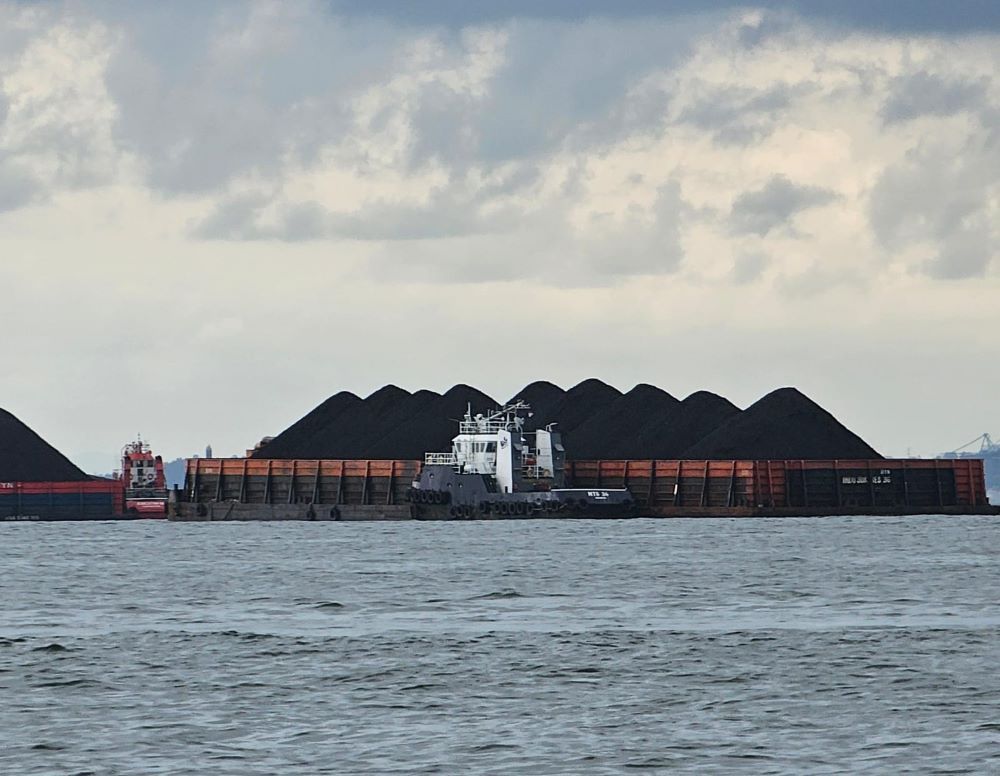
[{"xmin": 1, "ymin": 1, "xmax": 998, "ymax": 471}]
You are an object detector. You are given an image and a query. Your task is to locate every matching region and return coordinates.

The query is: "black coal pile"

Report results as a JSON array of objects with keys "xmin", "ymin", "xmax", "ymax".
[
  {"xmin": 567, "ymin": 384, "xmax": 679, "ymax": 459},
  {"xmin": 0, "ymin": 408, "xmax": 90, "ymax": 482},
  {"xmin": 521, "ymin": 379, "xmax": 622, "ymax": 437},
  {"xmin": 610, "ymin": 391, "xmax": 741, "ymax": 459},
  {"xmin": 255, "ymin": 384, "xmax": 499, "ymax": 461},
  {"xmin": 365, "ymin": 385, "xmax": 497, "ymax": 460},
  {"xmin": 253, "ymin": 381, "xmax": 881, "ymax": 461},
  {"xmin": 682, "ymin": 387, "xmax": 881, "ymax": 460},
  {"xmin": 252, "ymin": 391, "xmax": 364, "ymax": 459},
  {"xmin": 507, "ymin": 380, "xmax": 566, "ymax": 428}
]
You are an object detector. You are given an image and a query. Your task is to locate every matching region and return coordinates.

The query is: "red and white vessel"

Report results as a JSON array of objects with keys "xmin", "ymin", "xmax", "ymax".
[{"xmin": 119, "ymin": 436, "xmax": 168, "ymax": 517}]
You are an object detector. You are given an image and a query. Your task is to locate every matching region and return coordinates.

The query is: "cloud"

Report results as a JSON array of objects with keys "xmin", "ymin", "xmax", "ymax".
[
  {"xmin": 677, "ymin": 81, "xmax": 816, "ymax": 145},
  {"xmin": 0, "ymin": 7, "xmax": 124, "ymax": 205},
  {"xmin": 326, "ymin": 0, "xmax": 1000, "ymax": 34},
  {"xmin": 731, "ymin": 252, "xmax": 768, "ymax": 284},
  {"xmin": 0, "ymin": 160, "xmax": 39, "ymax": 211},
  {"xmin": 869, "ymin": 132, "xmax": 998, "ymax": 278},
  {"xmin": 2, "ymin": 1, "xmax": 999, "ymax": 293},
  {"xmin": 924, "ymin": 225, "xmax": 994, "ymax": 279},
  {"xmin": 102, "ymin": 3, "xmax": 409, "ymax": 194},
  {"xmin": 882, "ymin": 71, "xmax": 989, "ymax": 123},
  {"xmin": 729, "ymin": 175, "xmax": 839, "ymax": 236}
]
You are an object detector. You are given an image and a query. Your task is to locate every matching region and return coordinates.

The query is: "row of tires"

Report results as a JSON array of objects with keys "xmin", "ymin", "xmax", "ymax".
[
  {"xmin": 407, "ymin": 489, "xmax": 452, "ymax": 505},
  {"xmin": 448, "ymin": 499, "xmax": 595, "ymax": 518}
]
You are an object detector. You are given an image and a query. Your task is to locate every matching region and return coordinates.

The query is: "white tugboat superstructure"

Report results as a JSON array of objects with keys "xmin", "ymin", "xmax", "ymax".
[{"xmin": 410, "ymin": 401, "xmax": 636, "ymax": 519}]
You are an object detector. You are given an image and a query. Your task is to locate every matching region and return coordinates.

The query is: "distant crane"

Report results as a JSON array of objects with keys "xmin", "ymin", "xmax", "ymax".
[{"xmin": 951, "ymin": 433, "xmax": 997, "ymax": 455}]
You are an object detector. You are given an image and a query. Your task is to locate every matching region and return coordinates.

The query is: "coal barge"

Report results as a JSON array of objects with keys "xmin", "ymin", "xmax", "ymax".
[
  {"xmin": 0, "ymin": 413, "xmax": 169, "ymax": 520},
  {"xmin": 169, "ymin": 400, "xmax": 995, "ymax": 521}
]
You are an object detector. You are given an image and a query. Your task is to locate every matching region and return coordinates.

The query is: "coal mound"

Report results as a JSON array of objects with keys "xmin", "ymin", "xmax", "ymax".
[
  {"xmin": 567, "ymin": 384, "xmax": 679, "ymax": 459},
  {"xmin": 0, "ymin": 408, "xmax": 90, "ymax": 482},
  {"xmin": 365, "ymin": 385, "xmax": 497, "ymax": 460},
  {"xmin": 521, "ymin": 379, "xmax": 622, "ymax": 437},
  {"xmin": 253, "ymin": 391, "xmax": 364, "ymax": 459},
  {"xmin": 610, "ymin": 391, "xmax": 741, "ymax": 459},
  {"xmin": 256, "ymin": 385, "xmax": 498, "ymax": 461},
  {"xmin": 507, "ymin": 381, "xmax": 566, "ymax": 429},
  {"xmin": 254, "ymin": 381, "xmax": 881, "ymax": 461},
  {"xmin": 682, "ymin": 387, "xmax": 881, "ymax": 460}
]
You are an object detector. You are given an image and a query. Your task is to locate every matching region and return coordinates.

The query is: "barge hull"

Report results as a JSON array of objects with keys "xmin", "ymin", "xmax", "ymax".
[
  {"xmin": 1, "ymin": 480, "xmax": 125, "ymax": 521},
  {"xmin": 171, "ymin": 457, "xmax": 996, "ymax": 520}
]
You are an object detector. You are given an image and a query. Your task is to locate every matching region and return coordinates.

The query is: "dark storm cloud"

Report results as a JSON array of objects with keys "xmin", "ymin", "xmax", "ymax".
[
  {"xmin": 882, "ymin": 71, "xmax": 990, "ymax": 123},
  {"xmin": 102, "ymin": 6, "xmax": 405, "ymax": 194},
  {"xmin": 402, "ymin": 17, "xmax": 709, "ymax": 172},
  {"xmin": 729, "ymin": 176, "xmax": 838, "ymax": 236},
  {"xmin": 97, "ymin": 5, "xmax": 717, "ymax": 196},
  {"xmin": 326, "ymin": 0, "xmax": 1000, "ymax": 33}
]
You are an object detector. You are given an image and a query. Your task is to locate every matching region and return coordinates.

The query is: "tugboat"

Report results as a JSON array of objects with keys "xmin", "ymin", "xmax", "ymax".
[
  {"xmin": 119, "ymin": 436, "xmax": 168, "ymax": 517},
  {"xmin": 408, "ymin": 401, "xmax": 637, "ymax": 519}
]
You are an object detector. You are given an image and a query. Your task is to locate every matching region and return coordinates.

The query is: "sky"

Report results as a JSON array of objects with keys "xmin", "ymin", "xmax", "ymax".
[{"xmin": 0, "ymin": 1, "xmax": 997, "ymax": 471}]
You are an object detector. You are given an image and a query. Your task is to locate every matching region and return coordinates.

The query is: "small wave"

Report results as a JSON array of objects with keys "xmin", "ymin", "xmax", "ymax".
[
  {"xmin": 313, "ymin": 601, "xmax": 346, "ymax": 610},
  {"xmin": 472, "ymin": 589, "xmax": 523, "ymax": 600},
  {"xmin": 624, "ymin": 758, "xmax": 677, "ymax": 768},
  {"xmin": 32, "ymin": 643, "xmax": 70, "ymax": 653},
  {"xmin": 30, "ymin": 743, "xmax": 64, "ymax": 751},
  {"xmin": 36, "ymin": 679, "xmax": 103, "ymax": 689},
  {"xmin": 210, "ymin": 630, "xmax": 276, "ymax": 641},
  {"xmin": 469, "ymin": 742, "xmax": 519, "ymax": 753}
]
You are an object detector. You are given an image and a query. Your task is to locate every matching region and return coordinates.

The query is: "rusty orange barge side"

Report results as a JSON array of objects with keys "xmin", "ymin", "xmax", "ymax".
[{"xmin": 169, "ymin": 457, "xmax": 996, "ymax": 520}]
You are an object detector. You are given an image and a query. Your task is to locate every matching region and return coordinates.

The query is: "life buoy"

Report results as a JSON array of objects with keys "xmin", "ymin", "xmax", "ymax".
[
  {"xmin": 462, "ymin": 504, "xmax": 472, "ymax": 519},
  {"xmin": 329, "ymin": 506, "xmax": 341, "ymax": 521},
  {"xmin": 515, "ymin": 501, "xmax": 527, "ymax": 516},
  {"xmin": 498, "ymin": 502, "xmax": 509, "ymax": 516},
  {"xmin": 449, "ymin": 506, "xmax": 459, "ymax": 518}
]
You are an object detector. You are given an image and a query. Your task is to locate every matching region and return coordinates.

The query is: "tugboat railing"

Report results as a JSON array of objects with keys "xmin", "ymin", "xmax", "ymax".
[{"xmin": 425, "ymin": 453, "xmax": 458, "ymax": 465}]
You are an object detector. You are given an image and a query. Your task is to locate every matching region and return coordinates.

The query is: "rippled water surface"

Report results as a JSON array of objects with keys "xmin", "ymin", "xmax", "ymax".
[{"xmin": 2, "ymin": 517, "xmax": 999, "ymax": 774}]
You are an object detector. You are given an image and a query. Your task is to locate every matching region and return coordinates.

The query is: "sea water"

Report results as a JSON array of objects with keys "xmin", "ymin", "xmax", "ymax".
[{"xmin": 1, "ymin": 517, "xmax": 998, "ymax": 774}]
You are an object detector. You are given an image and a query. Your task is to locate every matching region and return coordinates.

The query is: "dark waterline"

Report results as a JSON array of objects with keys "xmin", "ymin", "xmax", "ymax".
[{"xmin": 2, "ymin": 517, "xmax": 998, "ymax": 774}]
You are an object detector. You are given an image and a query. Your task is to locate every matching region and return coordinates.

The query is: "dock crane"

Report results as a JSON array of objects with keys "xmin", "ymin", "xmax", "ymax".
[{"xmin": 950, "ymin": 433, "xmax": 998, "ymax": 455}]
